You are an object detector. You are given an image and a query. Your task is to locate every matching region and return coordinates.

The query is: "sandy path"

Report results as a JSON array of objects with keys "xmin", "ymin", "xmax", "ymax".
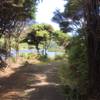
[{"xmin": 0, "ymin": 60, "xmax": 66, "ymax": 100}]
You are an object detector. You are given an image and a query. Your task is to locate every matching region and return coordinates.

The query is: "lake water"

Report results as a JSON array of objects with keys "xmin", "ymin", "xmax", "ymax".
[{"xmin": 11, "ymin": 49, "xmax": 63, "ymax": 58}]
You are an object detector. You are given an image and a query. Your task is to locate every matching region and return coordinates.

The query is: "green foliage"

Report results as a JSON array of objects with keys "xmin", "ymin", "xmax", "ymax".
[
  {"xmin": 68, "ymin": 35, "xmax": 88, "ymax": 90},
  {"xmin": 58, "ymin": 62, "xmax": 77, "ymax": 87},
  {"xmin": 37, "ymin": 54, "xmax": 50, "ymax": 62},
  {"xmin": 36, "ymin": 30, "xmax": 49, "ymax": 37},
  {"xmin": 0, "ymin": 0, "xmax": 38, "ymax": 33},
  {"xmin": 22, "ymin": 24, "xmax": 54, "ymax": 54},
  {"xmin": 20, "ymin": 53, "xmax": 38, "ymax": 59},
  {"xmin": 22, "ymin": 0, "xmax": 38, "ymax": 19},
  {"xmin": 0, "ymin": 0, "xmax": 38, "ymax": 60},
  {"xmin": 19, "ymin": 43, "xmax": 29, "ymax": 50},
  {"xmin": 53, "ymin": 0, "xmax": 88, "ymax": 96},
  {"xmin": 54, "ymin": 54, "xmax": 67, "ymax": 61},
  {"xmin": 53, "ymin": 30, "xmax": 70, "ymax": 48},
  {"xmin": 52, "ymin": 0, "xmax": 83, "ymax": 33},
  {"xmin": 31, "ymin": 24, "xmax": 54, "ymax": 38},
  {"xmin": 0, "ymin": 38, "xmax": 4, "ymax": 46},
  {"xmin": 64, "ymin": 0, "xmax": 83, "ymax": 17},
  {"xmin": 59, "ymin": 34, "xmax": 88, "ymax": 95},
  {"xmin": 11, "ymin": 57, "xmax": 16, "ymax": 63}
]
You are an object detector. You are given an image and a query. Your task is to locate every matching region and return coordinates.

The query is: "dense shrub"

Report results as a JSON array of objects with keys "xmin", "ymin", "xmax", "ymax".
[
  {"xmin": 67, "ymin": 35, "xmax": 88, "ymax": 94},
  {"xmin": 59, "ymin": 34, "xmax": 88, "ymax": 97},
  {"xmin": 54, "ymin": 54, "xmax": 67, "ymax": 60},
  {"xmin": 20, "ymin": 53, "xmax": 38, "ymax": 59}
]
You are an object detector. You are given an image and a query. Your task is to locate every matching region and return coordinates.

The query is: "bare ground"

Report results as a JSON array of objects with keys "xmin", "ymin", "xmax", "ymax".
[{"xmin": 0, "ymin": 59, "xmax": 66, "ymax": 100}]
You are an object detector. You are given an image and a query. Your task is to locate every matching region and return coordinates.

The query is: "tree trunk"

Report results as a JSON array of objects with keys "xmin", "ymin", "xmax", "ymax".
[
  {"xmin": 36, "ymin": 44, "xmax": 40, "ymax": 54},
  {"xmin": 85, "ymin": 0, "xmax": 100, "ymax": 99},
  {"xmin": 87, "ymin": 34, "xmax": 100, "ymax": 99}
]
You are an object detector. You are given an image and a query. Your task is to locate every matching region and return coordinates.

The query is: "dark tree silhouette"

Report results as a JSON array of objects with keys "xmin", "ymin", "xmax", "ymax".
[
  {"xmin": 0, "ymin": 0, "xmax": 38, "ymax": 67},
  {"xmin": 84, "ymin": 0, "xmax": 100, "ymax": 99}
]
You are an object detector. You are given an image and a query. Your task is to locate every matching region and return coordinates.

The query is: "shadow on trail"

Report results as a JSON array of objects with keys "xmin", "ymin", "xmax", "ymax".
[
  {"xmin": 28, "ymin": 85, "xmax": 65, "ymax": 100},
  {"xmin": 0, "ymin": 61, "xmax": 66, "ymax": 100}
]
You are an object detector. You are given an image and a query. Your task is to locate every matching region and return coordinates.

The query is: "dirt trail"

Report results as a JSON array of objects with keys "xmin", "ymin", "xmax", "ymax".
[{"xmin": 0, "ymin": 60, "xmax": 66, "ymax": 100}]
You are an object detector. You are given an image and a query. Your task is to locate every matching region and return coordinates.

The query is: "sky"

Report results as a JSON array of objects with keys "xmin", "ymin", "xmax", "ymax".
[{"xmin": 36, "ymin": 0, "xmax": 66, "ymax": 30}]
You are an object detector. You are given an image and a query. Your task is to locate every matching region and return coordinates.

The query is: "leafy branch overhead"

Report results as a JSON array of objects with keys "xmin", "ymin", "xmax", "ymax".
[
  {"xmin": 0, "ymin": 0, "xmax": 38, "ymax": 36},
  {"xmin": 52, "ymin": 0, "xmax": 83, "ymax": 33}
]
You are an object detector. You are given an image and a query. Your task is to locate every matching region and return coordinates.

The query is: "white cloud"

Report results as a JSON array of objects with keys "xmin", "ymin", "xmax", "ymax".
[{"xmin": 36, "ymin": 0, "xmax": 66, "ymax": 29}]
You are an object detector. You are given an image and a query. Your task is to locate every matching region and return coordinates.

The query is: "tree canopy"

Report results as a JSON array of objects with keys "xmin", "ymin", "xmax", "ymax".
[
  {"xmin": 0, "ymin": 0, "xmax": 38, "ymax": 36},
  {"xmin": 22, "ymin": 24, "xmax": 54, "ymax": 54}
]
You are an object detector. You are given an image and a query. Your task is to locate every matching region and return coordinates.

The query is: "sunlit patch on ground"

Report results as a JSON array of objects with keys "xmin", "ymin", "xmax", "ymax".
[
  {"xmin": 0, "ymin": 63, "xmax": 21, "ymax": 78},
  {"xmin": 0, "ymin": 58, "xmax": 40, "ymax": 78},
  {"xmin": 28, "ymin": 73, "xmax": 60, "ymax": 87},
  {"xmin": 2, "ymin": 90, "xmax": 24, "ymax": 97},
  {"xmin": 24, "ymin": 88, "xmax": 36, "ymax": 94}
]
